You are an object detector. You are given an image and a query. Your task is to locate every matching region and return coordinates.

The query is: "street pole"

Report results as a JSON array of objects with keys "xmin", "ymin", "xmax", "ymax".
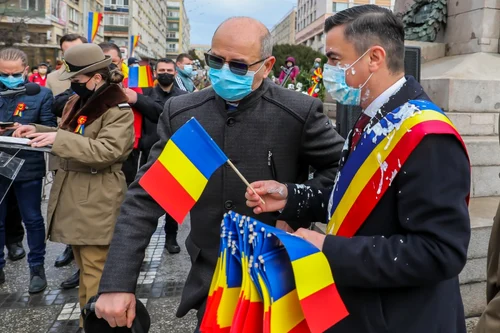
[
  {"xmin": 83, "ymin": 0, "xmax": 88, "ymax": 40},
  {"xmin": 128, "ymin": 0, "xmax": 133, "ymax": 57}
]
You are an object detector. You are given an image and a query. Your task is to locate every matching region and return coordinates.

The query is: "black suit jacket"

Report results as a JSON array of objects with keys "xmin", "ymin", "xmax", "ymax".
[{"xmin": 281, "ymin": 76, "xmax": 471, "ymax": 333}]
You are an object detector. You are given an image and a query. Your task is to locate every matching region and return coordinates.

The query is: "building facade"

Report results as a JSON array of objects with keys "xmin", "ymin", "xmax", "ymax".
[
  {"xmin": 295, "ymin": 0, "xmax": 394, "ymax": 53},
  {"xmin": 271, "ymin": 7, "xmax": 296, "ymax": 45},
  {"xmin": 190, "ymin": 44, "xmax": 210, "ymax": 61},
  {"xmin": 0, "ymin": 0, "xmax": 104, "ymax": 66},
  {"xmin": 103, "ymin": 0, "xmax": 168, "ymax": 60},
  {"xmin": 166, "ymin": 0, "xmax": 190, "ymax": 59}
]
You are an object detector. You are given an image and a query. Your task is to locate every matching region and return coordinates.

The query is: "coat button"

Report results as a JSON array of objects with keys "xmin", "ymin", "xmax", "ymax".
[
  {"xmin": 226, "ymin": 117, "xmax": 236, "ymax": 126},
  {"xmin": 224, "ymin": 200, "xmax": 234, "ymax": 210}
]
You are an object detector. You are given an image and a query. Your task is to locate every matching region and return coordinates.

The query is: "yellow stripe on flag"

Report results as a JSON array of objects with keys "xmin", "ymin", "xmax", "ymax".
[
  {"xmin": 270, "ymin": 289, "xmax": 305, "ymax": 332},
  {"xmin": 328, "ymin": 111, "xmax": 455, "ymax": 235},
  {"xmin": 158, "ymin": 140, "xmax": 208, "ymax": 201},
  {"xmin": 291, "ymin": 252, "xmax": 334, "ymax": 299},
  {"xmin": 258, "ymin": 274, "xmax": 271, "ymax": 312}
]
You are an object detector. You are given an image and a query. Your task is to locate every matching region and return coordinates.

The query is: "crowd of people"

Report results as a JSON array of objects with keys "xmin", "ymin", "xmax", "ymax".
[{"xmin": 1, "ymin": 4, "xmax": 499, "ymax": 333}]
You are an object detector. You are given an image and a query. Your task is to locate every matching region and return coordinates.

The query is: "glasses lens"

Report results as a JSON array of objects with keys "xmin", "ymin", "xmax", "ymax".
[
  {"xmin": 205, "ymin": 54, "xmax": 224, "ymax": 70},
  {"xmin": 0, "ymin": 72, "xmax": 22, "ymax": 78},
  {"xmin": 228, "ymin": 61, "xmax": 248, "ymax": 76}
]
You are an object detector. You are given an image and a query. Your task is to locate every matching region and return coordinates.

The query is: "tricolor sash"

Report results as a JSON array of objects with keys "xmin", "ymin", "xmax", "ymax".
[{"xmin": 326, "ymin": 100, "xmax": 468, "ymax": 237}]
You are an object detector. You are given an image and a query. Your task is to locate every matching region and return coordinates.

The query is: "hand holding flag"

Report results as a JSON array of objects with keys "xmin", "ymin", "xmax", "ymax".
[{"xmin": 245, "ymin": 180, "xmax": 288, "ymax": 214}]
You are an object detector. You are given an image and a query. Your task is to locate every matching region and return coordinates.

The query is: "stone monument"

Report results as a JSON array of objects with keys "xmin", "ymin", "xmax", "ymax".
[{"xmin": 397, "ymin": 0, "xmax": 500, "ymax": 329}]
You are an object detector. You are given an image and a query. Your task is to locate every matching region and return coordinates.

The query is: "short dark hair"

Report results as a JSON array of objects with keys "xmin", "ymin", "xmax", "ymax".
[
  {"xmin": 156, "ymin": 58, "xmax": 175, "ymax": 68},
  {"xmin": 325, "ymin": 5, "xmax": 405, "ymax": 73},
  {"xmin": 59, "ymin": 34, "xmax": 88, "ymax": 49},
  {"xmin": 176, "ymin": 53, "xmax": 192, "ymax": 63},
  {"xmin": 98, "ymin": 42, "xmax": 122, "ymax": 58}
]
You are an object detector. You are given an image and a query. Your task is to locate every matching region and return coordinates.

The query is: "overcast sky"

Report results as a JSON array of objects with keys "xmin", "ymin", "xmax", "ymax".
[{"xmin": 185, "ymin": 0, "xmax": 297, "ymax": 45}]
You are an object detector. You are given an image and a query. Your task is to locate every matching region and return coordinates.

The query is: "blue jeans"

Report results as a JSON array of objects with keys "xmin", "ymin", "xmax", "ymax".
[{"xmin": 0, "ymin": 179, "xmax": 45, "ymax": 269}]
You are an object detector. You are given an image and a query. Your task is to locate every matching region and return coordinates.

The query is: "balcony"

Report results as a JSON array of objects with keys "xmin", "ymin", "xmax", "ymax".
[
  {"xmin": 167, "ymin": 48, "xmax": 178, "ymax": 53},
  {"xmin": 105, "ymin": 6, "xmax": 129, "ymax": 13},
  {"xmin": 104, "ymin": 25, "xmax": 128, "ymax": 33},
  {"xmin": 166, "ymin": 37, "xmax": 179, "ymax": 42}
]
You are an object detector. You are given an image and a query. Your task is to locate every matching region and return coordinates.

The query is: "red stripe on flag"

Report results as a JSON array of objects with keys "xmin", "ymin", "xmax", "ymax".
[
  {"xmin": 232, "ymin": 297, "xmax": 249, "ymax": 331},
  {"xmin": 201, "ymin": 286, "xmax": 224, "ymax": 332},
  {"xmin": 242, "ymin": 301, "xmax": 263, "ymax": 333},
  {"xmin": 263, "ymin": 309, "xmax": 270, "ymax": 333},
  {"xmin": 289, "ymin": 319, "xmax": 310, "ymax": 333},
  {"xmin": 300, "ymin": 283, "xmax": 348, "ymax": 333},
  {"xmin": 139, "ymin": 161, "xmax": 195, "ymax": 223},
  {"xmin": 337, "ymin": 120, "xmax": 458, "ymax": 237}
]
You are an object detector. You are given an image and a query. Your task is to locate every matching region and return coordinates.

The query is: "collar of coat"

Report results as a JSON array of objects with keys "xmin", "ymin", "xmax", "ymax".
[{"xmin": 60, "ymin": 83, "xmax": 128, "ymax": 132}]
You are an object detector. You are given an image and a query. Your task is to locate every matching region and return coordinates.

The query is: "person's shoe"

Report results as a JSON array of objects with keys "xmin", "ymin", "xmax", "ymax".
[
  {"xmin": 29, "ymin": 265, "xmax": 47, "ymax": 294},
  {"xmin": 0, "ymin": 268, "xmax": 5, "ymax": 285},
  {"xmin": 6, "ymin": 242, "xmax": 26, "ymax": 261},
  {"xmin": 55, "ymin": 245, "xmax": 74, "ymax": 267},
  {"xmin": 60, "ymin": 269, "xmax": 80, "ymax": 289},
  {"xmin": 165, "ymin": 235, "xmax": 180, "ymax": 254}
]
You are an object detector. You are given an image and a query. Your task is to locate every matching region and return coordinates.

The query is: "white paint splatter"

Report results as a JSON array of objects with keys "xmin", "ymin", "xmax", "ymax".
[
  {"xmin": 367, "ymin": 102, "xmax": 421, "ymax": 144},
  {"xmin": 389, "ymin": 169, "xmax": 398, "ymax": 186},
  {"xmin": 267, "ymin": 186, "xmax": 286, "ymax": 198},
  {"xmin": 377, "ymin": 153, "xmax": 388, "ymax": 195}
]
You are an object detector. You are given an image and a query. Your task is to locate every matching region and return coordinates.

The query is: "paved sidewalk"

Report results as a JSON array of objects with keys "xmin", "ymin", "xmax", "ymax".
[{"xmin": 0, "ymin": 202, "xmax": 197, "ymax": 333}]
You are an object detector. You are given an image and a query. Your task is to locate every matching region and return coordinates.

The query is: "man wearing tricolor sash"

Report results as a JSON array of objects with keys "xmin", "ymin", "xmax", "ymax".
[{"xmin": 246, "ymin": 5, "xmax": 471, "ymax": 333}]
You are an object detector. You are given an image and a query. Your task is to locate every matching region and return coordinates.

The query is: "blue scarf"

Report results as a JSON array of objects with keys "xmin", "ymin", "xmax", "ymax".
[{"xmin": 177, "ymin": 67, "xmax": 195, "ymax": 92}]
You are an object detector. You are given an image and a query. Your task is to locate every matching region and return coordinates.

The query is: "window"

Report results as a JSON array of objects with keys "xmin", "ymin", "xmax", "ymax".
[
  {"xmin": 167, "ymin": 32, "xmax": 178, "ymax": 38},
  {"xmin": 168, "ymin": 22, "xmax": 179, "ymax": 30},
  {"xmin": 167, "ymin": 11, "xmax": 179, "ymax": 17},
  {"xmin": 20, "ymin": 0, "xmax": 40, "ymax": 11},
  {"xmin": 104, "ymin": 14, "xmax": 128, "ymax": 26},
  {"xmin": 332, "ymin": 2, "xmax": 349, "ymax": 12},
  {"xmin": 50, "ymin": 0, "xmax": 59, "ymax": 17},
  {"xmin": 69, "ymin": 7, "xmax": 79, "ymax": 23},
  {"xmin": 105, "ymin": 0, "xmax": 128, "ymax": 7}
]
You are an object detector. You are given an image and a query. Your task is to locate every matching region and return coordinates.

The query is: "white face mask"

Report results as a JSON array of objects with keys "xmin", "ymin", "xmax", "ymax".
[{"xmin": 38, "ymin": 68, "xmax": 47, "ymax": 75}]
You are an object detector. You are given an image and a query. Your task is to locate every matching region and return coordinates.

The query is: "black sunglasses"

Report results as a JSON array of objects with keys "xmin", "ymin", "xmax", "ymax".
[
  {"xmin": 204, "ymin": 51, "xmax": 267, "ymax": 76},
  {"xmin": 0, "ymin": 72, "xmax": 24, "ymax": 78}
]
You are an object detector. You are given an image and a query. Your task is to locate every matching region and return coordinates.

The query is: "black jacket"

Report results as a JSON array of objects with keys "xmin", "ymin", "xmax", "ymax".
[
  {"xmin": 99, "ymin": 78, "xmax": 345, "ymax": 318},
  {"xmin": 52, "ymin": 88, "xmax": 73, "ymax": 118},
  {"xmin": 0, "ymin": 84, "xmax": 56, "ymax": 181},
  {"xmin": 133, "ymin": 84, "xmax": 187, "ymax": 155},
  {"xmin": 281, "ymin": 76, "xmax": 470, "ymax": 333}
]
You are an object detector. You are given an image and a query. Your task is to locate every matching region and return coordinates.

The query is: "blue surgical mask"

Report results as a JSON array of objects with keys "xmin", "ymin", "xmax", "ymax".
[
  {"xmin": 209, "ymin": 62, "xmax": 265, "ymax": 102},
  {"xmin": 0, "ymin": 75, "xmax": 25, "ymax": 89},
  {"xmin": 323, "ymin": 49, "xmax": 373, "ymax": 106},
  {"xmin": 183, "ymin": 64, "xmax": 193, "ymax": 75}
]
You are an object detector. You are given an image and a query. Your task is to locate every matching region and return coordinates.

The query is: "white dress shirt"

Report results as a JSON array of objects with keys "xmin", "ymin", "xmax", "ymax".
[{"xmin": 363, "ymin": 76, "xmax": 407, "ymax": 118}]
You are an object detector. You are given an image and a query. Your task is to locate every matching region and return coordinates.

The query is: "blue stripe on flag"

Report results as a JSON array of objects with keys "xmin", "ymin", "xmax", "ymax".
[{"xmin": 171, "ymin": 118, "xmax": 228, "ymax": 179}]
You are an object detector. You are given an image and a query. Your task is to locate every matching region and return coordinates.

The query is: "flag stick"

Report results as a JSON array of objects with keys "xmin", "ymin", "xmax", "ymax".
[{"xmin": 226, "ymin": 160, "xmax": 266, "ymax": 205}]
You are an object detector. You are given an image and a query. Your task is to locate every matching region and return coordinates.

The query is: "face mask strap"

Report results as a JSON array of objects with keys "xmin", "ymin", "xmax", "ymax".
[
  {"xmin": 347, "ymin": 47, "xmax": 372, "ymax": 70},
  {"xmin": 359, "ymin": 72, "xmax": 374, "ymax": 89}
]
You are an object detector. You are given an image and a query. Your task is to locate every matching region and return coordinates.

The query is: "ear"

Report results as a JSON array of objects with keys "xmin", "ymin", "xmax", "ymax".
[
  {"xmin": 263, "ymin": 56, "xmax": 276, "ymax": 77},
  {"xmin": 93, "ymin": 73, "xmax": 103, "ymax": 84},
  {"xmin": 368, "ymin": 46, "xmax": 386, "ymax": 73},
  {"xmin": 24, "ymin": 66, "xmax": 30, "ymax": 75}
]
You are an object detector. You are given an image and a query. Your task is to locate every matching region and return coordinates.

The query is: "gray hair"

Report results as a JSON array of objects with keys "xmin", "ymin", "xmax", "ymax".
[
  {"xmin": 214, "ymin": 17, "xmax": 274, "ymax": 58},
  {"xmin": 0, "ymin": 48, "xmax": 28, "ymax": 67}
]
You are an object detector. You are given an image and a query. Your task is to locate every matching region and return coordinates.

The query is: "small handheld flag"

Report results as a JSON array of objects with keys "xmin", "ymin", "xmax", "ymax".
[
  {"xmin": 130, "ymin": 35, "xmax": 140, "ymax": 57},
  {"xmin": 74, "ymin": 116, "xmax": 87, "ymax": 135},
  {"xmin": 14, "ymin": 102, "xmax": 26, "ymax": 117},
  {"xmin": 139, "ymin": 118, "xmax": 228, "ymax": 223},
  {"xmin": 87, "ymin": 12, "xmax": 103, "ymax": 43},
  {"xmin": 128, "ymin": 66, "xmax": 154, "ymax": 88}
]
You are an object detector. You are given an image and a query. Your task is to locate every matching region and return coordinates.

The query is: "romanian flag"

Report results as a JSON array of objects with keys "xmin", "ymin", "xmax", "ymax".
[
  {"xmin": 128, "ymin": 65, "xmax": 154, "ymax": 88},
  {"xmin": 130, "ymin": 35, "xmax": 140, "ymax": 56},
  {"xmin": 121, "ymin": 62, "xmax": 129, "ymax": 79},
  {"xmin": 139, "ymin": 118, "xmax": 228, "ymax": 223},
  {"xmin": 201, "ymin": 212, "xmax": 348, "ymax": 333},
  {"xmin": 87, "ymin": 12, "xmax": 103, "ymax": 42}
]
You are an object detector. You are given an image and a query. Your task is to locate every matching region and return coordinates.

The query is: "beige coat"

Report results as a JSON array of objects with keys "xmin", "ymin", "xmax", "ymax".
[
  {"xmin": 35, "ymin": 85, "xmax": 134, "ymax": 245},
  {"xmin": 46, "ymin": 67, "xmax": 71, "ymax": 96}
]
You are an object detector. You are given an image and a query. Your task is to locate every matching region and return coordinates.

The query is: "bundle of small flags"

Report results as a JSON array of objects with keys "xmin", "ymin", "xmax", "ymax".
[
  {"xmin": 201, "ymin": 211, "xmax": 349, "ymax": 333},
  {"xmin": 307, "ymin": 67, "xmax": 323, "ymax": 97}
]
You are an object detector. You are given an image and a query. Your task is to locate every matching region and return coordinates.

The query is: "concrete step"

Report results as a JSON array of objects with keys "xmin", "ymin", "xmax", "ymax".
[
  {"xmin": 448, "ymin": 112, "xmax": 499, "ymax": 136},
  {"xmin": 462, "ymin": 281, "xmax": 486, "ymax": 318},
  {"xmin": 461, "ymin": 136, "xmax": 500, "ymax": 197}
]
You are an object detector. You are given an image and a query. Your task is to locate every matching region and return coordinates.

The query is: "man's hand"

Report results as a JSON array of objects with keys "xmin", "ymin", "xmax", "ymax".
[
  {"xmin": 294, "ymin": 228, "xmax": 327, "ymax": 250},
  {"xmin": 26, "ymin": 132, "xmax": 57, "ymax": 147},
  {"xmin": 245, "ymin": 180, "xmax": 288, "ymax": 214},
  {"xmin": 123, "ymin": 88, "xmax": 138, "ymax": 104},
  {"xmin": 95, "ymin": 293, "xmax": 136, "ymax": 328},
  {"xmin": 13, "ymin": 124, "xmax": 35, "ymax": 138},
  {"xmin": 276, "ymin": 220, "xmax": 294, "ymax": 233}
]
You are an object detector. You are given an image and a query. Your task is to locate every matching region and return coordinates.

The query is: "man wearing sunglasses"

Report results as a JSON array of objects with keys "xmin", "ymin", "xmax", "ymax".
[{"xmin": 96, "ymin": 16, "xmax": 344, "ymax": 331}]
